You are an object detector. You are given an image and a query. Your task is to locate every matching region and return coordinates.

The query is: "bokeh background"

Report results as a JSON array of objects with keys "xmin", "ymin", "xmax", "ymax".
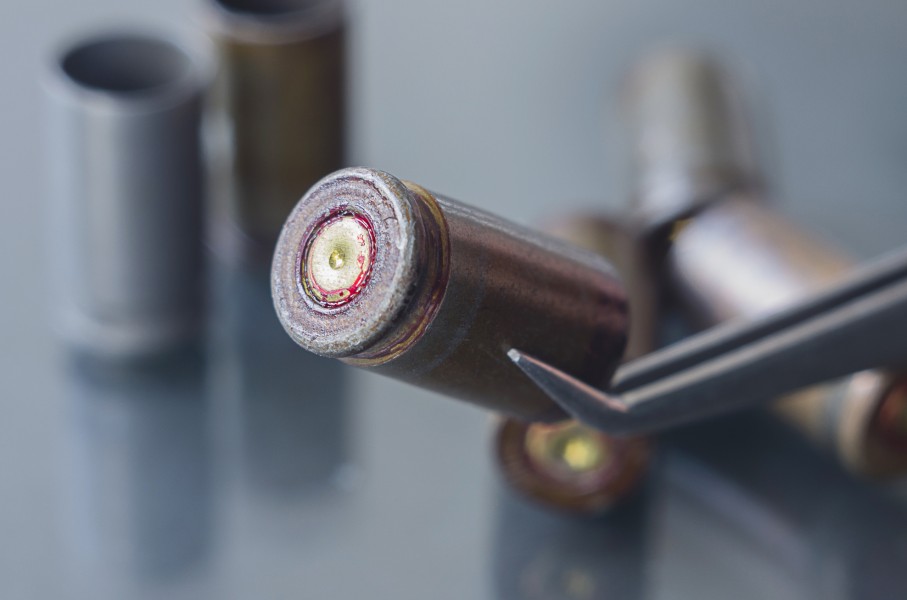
[{"xmin": 3, "ymin": 1, "xmax": 907, "ymax": 599}]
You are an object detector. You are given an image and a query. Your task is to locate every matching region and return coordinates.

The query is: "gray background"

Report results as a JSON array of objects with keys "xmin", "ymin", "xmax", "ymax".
[{"xmin": 3, "ymin": 1, "xmax": 907, "ymax": 599}]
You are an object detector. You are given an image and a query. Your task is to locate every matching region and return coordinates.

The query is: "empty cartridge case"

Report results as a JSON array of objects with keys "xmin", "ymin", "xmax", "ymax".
[
  {"xmin": 205, "ymin": 0, "xmax": 345, "ymax": 260},
  {"xmin": 272, "ymin": 168, "xmax": 629, "ymax": 421},
  {"xmin": 494, "ymin": 217, "xmax": 654, "ymax": 513},
  {"xmin": 667, "ymin": 200, "xmax": 907, "ymax": 476},
  {"xmin": 623, "ymin": 50, "xmax": 758, "ymax": 232},
  {"xmin": 46, "ymin": 32, "xmax": 208, "ymax": 358},
  {"xmin": 624, "ymin": 49, "xmax": 907, "ymax": 476}
]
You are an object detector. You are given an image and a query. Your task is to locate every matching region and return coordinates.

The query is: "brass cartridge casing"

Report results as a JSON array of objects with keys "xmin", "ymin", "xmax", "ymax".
[
  {"xmin": 272, "ymin": 168, "xmax": 629, "ymax": 421},
  {"xmin": 494, "ymin": 217, "xmax": 654, "ymax": 513},
  {"xmin": 206, "ymin": 0, "xmax": 345, "ymax": 259}
]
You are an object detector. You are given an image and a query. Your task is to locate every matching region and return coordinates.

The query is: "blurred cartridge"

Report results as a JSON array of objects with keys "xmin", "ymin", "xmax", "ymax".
[
  {"xmin": 667, "ymin": 201, "xmax": 907, "ymax": 476},
  {"xmin": 495, "ymin": 413, "xmax": 650, "ymax": 514},
  {"xmin": 624, "ymin": 50, "xmax": 907, "ymax": 476},
  {"xmin": 205, "ymin": 0, "xmax": 345, "ymax": 261},
  {"xmin": 46, "ymin": 31, "xmax": 208, "ymax": 358},
  {"xmin": 623, "ymin": 49, "xmax": 758, "ymax": 232},
  {"xmin": 272, "ymin": 168, "xmax": 629, "ymax": 421},
  {"xmin": 494, "ymin": 217, "xmax": 654, "ymax": 513}
]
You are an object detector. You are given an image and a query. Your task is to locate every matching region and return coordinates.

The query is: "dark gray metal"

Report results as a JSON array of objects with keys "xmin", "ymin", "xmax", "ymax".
[
  {"xmin": 45, "ymin": 31, "xmax": 210, "ymax": 358},
  {"xmin": 511, "ymin": 245, "xmax": 907, "ymax": 435},
  {"xmin": 272, "ymin": 167, "xmax": 629, "ymax": 421},
  {"xmin": 626, "ymin": 50, "xmax": 907, "ymax": 475},
  {"xmin": 623, "ymin": 49, "xmax": 759, "ymax": 230}
]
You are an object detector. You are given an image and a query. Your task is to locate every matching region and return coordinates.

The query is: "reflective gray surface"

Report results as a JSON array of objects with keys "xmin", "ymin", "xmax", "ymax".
[{"xmin": 5, "ymin": 1, "xmax": 907, "ymax": 598}]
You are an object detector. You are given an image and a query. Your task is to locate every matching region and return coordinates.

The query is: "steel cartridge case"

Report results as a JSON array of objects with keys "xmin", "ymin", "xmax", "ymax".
[
  {"xmin": 624, "ymin": 50, "xmax": 907, "ymax": 476},
  {"xmin": 272, "ymin": 168, "xmax": 629, "ymax": 421},
  {"xmin": 668, "ymin": 200, "xmax": 907, "ymax": 476},
  {"xmin": 46, "ymin": 31, "xmax": 208, "ymax": 358},
  {"xmin": 205, "ymin": 0, "xmax": 346, "ymax": 261},
  {"xmin": 623, "ymin": 49, "xmax": 758, "ymax": 232}
]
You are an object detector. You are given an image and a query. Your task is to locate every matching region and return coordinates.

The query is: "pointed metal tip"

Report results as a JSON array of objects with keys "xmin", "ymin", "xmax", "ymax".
[{"xmin": 508, "ymin": 348, "xmax": 637, "ymax": 434}]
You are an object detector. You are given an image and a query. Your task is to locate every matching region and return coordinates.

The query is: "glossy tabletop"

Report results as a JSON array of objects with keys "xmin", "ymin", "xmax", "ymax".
[{"xmin": 4, "ymin": 1, "xmax": 907, "ymax": 598}]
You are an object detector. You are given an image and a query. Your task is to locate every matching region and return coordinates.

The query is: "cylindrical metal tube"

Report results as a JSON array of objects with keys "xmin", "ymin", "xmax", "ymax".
[
  {"xmin": 623, "ymin": 49, "xmax": 758, "ymax": 231},
  {"xmin": 272, "ymin": 168, "xmax": 629, "ymax": 421},
  {"xmin": 46, "ymin": 31, "xmax": 208, "ymax": 358},
  {"xmin": 493, "ymin": 217, "xmax": 654, "ymax": 513},
  {"xmin": 204, "ymin": 0, "xmax": 345, "ymax": 261},
  {"xmin": 624, "ymin": 50, "xmax": 907, "ymax": 476},
  {"xmin": 668, "ymin": 199, "xmax": 907, "ymax": 476},
  {"xmin": 546, "ymin": 216, "xmax": 660, "ymax": 361}
]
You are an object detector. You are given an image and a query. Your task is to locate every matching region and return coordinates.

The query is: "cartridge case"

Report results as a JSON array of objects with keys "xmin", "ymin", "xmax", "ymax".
[
  {"xmin": 667, "ymin": 199, "xmax": 907, "ymax": 476},
  {"xmin": 272, "ymin": 168, "xmax": 629, "ymax": 421},
  {"xmin": 623, "ymin": 50, "xmax": 758, "ymax": 232},
  {"xmin": 622, "ymin": 50, "xmax": 907, "ymax": 476},
  {"xmin": 46, "ymin": 32, "xmax": 208, "ymax": 358},
  {"xmin": 205, "ymin": 0, "xmax": 345, "ymax": 261},
  {"xmin": 627, "ymin": 52, "xmax": 907, "ymax": 476},
  {"xmin": 494, "ymin": 217, "xmax": 654, "ymax": 513}
]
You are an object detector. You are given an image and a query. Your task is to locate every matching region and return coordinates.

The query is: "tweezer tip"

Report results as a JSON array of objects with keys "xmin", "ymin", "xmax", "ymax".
[{"xmin": 507, "ymin": 348, "xmax": 632, "ymax": 433}]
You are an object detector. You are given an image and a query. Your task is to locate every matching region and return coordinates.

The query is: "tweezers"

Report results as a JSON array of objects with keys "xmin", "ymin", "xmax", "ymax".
[{"xmin": 510, "ymin": 245, "xmax": 907, "ymax": 435}]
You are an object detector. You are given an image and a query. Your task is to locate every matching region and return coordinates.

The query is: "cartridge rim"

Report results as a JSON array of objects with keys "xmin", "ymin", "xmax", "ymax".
[
  {"xmin": 50, "ymin": 32, "xmax": 209, "ymax": 113},
  {"xmin": 272, "ymin": 168, "xmax": 423, "ymax": 357},
  {"xmin": 495, "ymin": 418, "xmax": 650, "ymax": 514}
]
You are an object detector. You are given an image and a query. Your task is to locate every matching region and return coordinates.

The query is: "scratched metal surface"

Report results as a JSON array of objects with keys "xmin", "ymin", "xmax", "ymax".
[{"xmin": 3, "ymin": 1, "xmax": 907, "ymax": 598}]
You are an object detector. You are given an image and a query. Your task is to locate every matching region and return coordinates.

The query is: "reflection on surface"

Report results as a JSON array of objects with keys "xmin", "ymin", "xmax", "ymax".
[
  {"xmin": 51, "ymin": 266, "xmax": 907, "ymax": 600},
  {"xmin": 55, "ymin": 264, "xmax": 354, "ymax": 599},
  {"xmin": 653, "ymin": 411, "xmax": 907, "ymax": 600},
  {"xmin": 212, "ymin": 265, "xmax": 350, "ymax": 498},
  {"xmin": 492, "ymin": 482, "xmax": 650, "ymax": 600},
  {"xmin": 61, "ymin": 347, "xmax": 211, "ymax": 594}
]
